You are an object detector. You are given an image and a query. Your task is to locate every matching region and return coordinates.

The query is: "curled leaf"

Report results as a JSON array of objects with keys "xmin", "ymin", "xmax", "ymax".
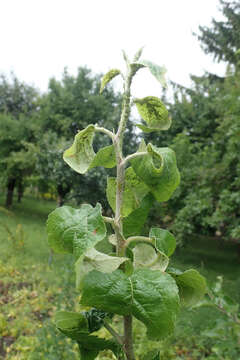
[
  {"xmin": 150, "ymin": 228, "xmax": 176, "ymax": 257},
  {"xmin": 63, "ymin": 125, "xmax": 95, "ymax": 174},
  {"xmin": 132, "ymin": 243, "xmax": 169, "ymax": 272},
  {"xmin": 135, "ymin": 96, "xmax": 171, "ymax": 132},
  {"xmin": 131, "ymin": 141, "xmax": 180, "ymax": 202},
  {"xmin": 64, "ymin": 126, "xmax": 116, "ymax": 174},
  {"xmin": 168, "ymin": 268, "xmax": 207, "ymax": 306},
  {"xmin": 100, "ymin": 69, "xmax": 121, "ymax": 94}
]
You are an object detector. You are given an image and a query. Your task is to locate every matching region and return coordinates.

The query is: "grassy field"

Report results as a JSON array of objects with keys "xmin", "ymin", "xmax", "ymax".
[{"xmin": 0, "ymin": 196, "xmax": 239, "ymax": 359}]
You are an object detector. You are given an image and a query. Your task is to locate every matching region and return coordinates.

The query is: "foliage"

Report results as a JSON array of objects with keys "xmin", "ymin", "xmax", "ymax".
[
  {"xmin": 46, "ymin": 49, "xmax": 206, "ymax": 360},
  {"xmin": 0, "ymin": 74, "xmax": 39, "ymax": 207},
  {"xmin": 164, "ymin": 68, "xmax": 240, "ymax": 245},
  {"xmin": 196, "ymin": 0, "xmax": 240, "ymax": 65}
]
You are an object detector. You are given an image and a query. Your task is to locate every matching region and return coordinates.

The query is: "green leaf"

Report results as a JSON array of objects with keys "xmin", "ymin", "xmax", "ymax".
[
  {"xmin": 123, "ymin": 193, "xmax": 154, "ymax": 238},
  {"xmin": 168, "ymin": 269, "xmax": 207, "ymax": 306},
  {"xmin": 90, "ymin": 145, "xmax": 116, "ymax": 169},
  {"xmin": 150, "ymin": 228, "xmax": 176, "ymax": 257},
  {"xmin": 81, "ymin": 269, "xmax": 180, "ymax": 340},
  {"xmin": 129, "ymin": 228, "xmax": 174, "ymax": 272},
  {"xmin": 100, "ymin": 69, "xmax": 121, "ymax": 94},
  {"xmin": 47, "ymin": 204, "xmax": 106, "ymax": 256},
  {"xmin": 132, "ymin": 243, "xmax": 169, "ymax": 271},
  {"xmin": 75, "ymin": 248, "xmax": 127, "ymax": 290},
  {"xmin": 55, "ymin": 311, "xmax": 120, "ymax": 360},
  {"xmin": 63, "ymin": 125, "xmax": 95, "ymax": 174},
  {"xmin": 106, "ymin": 167, "xmax": 149, "ymax": 217},
  {"xmin": 134, "ymin": 96, "xmax": 171, "ymax": 132},
  {"xmin": 138, "ymin": 60, "xmax": 167, "ymax": 88},
  {"xmin": 55, "ymin": 311, "xmax": 89, "ymax": 339},
  {"xmin": 131, "ymin": 141, "xmax": 180, "ymax": 202}
]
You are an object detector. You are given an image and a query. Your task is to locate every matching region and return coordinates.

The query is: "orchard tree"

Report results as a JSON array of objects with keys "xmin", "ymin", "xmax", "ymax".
[
  {"xmin": 0, "ymin": 75, "xmax": 39, "ymax": 208},
  {"xmin": 37, "ymin": 67, "xmax": 137, "ymax": 207},
  {"xmin": 39, "ymin": 67, "xmax": 123, "ymax": 139}
]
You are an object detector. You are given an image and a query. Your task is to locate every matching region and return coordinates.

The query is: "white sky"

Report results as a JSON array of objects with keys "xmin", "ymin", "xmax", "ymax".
[{"xmin": 0, "ymin": 0, "xmax": 226, "ymax": 98}]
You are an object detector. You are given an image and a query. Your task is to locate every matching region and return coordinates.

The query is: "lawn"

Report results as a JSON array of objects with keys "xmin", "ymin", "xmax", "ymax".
[{"xmin": 0, "ymin": 196, "xmax": 239, "ymax": 359}]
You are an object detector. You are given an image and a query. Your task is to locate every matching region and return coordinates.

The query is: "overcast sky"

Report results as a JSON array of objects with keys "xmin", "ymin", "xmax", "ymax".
[{"xmin": 1, "ymin": 0, "xmax": 226, "ymax": 98}]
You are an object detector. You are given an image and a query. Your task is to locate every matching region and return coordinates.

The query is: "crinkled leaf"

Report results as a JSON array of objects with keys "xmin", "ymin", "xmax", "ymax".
[
  {"xmin": 55, "ymin": 311, "xmax": 120, "ymax": 360},
  {"xmin": 100, "ymin": 69, "xmax": 121, "ymax": 94},
  {"xmin": 106, "ymin": 167, "xmax": 149, "ymax": 217},
  {"xmin": 123, "ymin": 193, "xmax": 154, "ymax": 238},
  {"xmin": 134, "ymin": 96, "xmax": 171, "ymax": 132},
  {"xmin": 168, "ymin": 269, "xmax": 207, "ymax": 306},
  {"xmin": 90, "ymin": 145, "xmax": 116, "ymax": 169},
  {"xmin": 138, "ymin": 60, "xmax": 167, "ymax": 88},
  {"xmin": 150, "ymin": 228, "xmax": 176, "ymax": 257},
  {"xmin": 75, "ymin": 248, "xmax": 127, "ymax": 290},
  {"xmin": 81, "ymin": 269, "xmax": 180, "ymax": 340},
  {"xmin": 131, "ymin": 141, "xmax": 180, "ymax": 202},
  {"xmin": 63, "ymin": 125, "xmax": 95, "ymax": 174},
  {"xmin": 47, "ymin": 204, "xmax": 106, "ymax": 256}
]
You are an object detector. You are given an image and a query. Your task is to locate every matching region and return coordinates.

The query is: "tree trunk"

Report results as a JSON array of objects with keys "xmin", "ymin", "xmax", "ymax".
[
  {"xmin": 5, "ymin": 178, "xmax": 16, "ymax": 208},
  {"xmin": 57, "ymin": 185, "xmax": 70, "ymax": 207},
  {"xmin": 17, "ymin": 179, "xmax": 24, "ymax": 203}
]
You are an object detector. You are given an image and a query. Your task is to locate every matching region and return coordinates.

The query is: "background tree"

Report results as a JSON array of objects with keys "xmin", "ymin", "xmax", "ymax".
[
  {"xmin": 196, "ymin": 0, "xmax": 240, "ymax": 65},
  {"xmin": 0, "ymin": 75, "xmax": 39, "ymax": 207},
  {"xmin": 36, "ymin": 67, "xmax": 137, "ymax": 207}
]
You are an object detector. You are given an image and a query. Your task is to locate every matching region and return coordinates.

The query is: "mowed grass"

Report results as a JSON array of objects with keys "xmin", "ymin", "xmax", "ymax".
[{"xmin": 0, "ymin": 195, "xmax": 239, "ymax": 359}]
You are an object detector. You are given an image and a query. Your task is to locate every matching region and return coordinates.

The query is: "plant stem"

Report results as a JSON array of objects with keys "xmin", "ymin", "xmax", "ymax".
[
  {"xmin": 95, "ymin": 125, "xmax": 115, "ymax": 141},
  {"xmin": 125, "ymin": 236, "xmax": 153, "ymax": 248},
  {"xmin": 104, "ymin": 321, "xmax": 124, "ymax": 346},
  {"xmin": 122, "ymin": 151, "xmax": 148, "ymax": 166},
  {"xmin": 114, "ymin": 64, "xmax": 135, "ymax": 360},
  {"xmin": 124, "ymin": 315, "xmax": 135, "ymax": 360}
]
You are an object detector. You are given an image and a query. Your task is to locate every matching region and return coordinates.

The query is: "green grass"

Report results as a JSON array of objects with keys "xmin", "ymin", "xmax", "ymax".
[{"xmin": 0, "ymin": 195, "xmax": 239, "ymax": 359}]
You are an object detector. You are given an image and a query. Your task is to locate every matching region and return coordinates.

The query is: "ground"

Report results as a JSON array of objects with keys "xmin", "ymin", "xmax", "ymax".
[{"xmin": 0, "ymin": 196, "xmax": 239, "ymax": 359}]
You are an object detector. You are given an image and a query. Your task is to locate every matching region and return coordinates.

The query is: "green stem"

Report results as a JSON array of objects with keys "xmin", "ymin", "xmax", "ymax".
[
  {"xmin": 95, "ymin": 125, "xmax": 115, "ymax": 141},
  {"xmin": 125, "ymin": 236, "xmax": 153, "ymax": 248},
  {"xmin": 104, "ymin": 321, "xmax": 124, "ymax": 346},
  {"xmin": 122, "ymin": 151, "xmax": 148, "ymax": 166}
]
